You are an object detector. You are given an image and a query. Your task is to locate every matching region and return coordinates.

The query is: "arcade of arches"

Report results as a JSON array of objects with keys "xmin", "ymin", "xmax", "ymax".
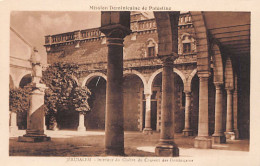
[{"xmin": 10, "ymin": 11, "xmax": 250, "ymax": 156}]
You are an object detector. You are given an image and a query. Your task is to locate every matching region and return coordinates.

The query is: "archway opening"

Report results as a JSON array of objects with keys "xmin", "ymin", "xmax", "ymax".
[
  {"xmin": 208, "ymin": 73, "xmax": 216, "ymax": 135},
  {"xmin": 85, "ymin": 76, "xmax": 107, "ymax": 130},
  {"xmin": 19, "ymin": 74, "xmax": 32, "ymax": 88},
  {"xmin": 55, "ymin": 79, "xmax": 79, "ymax": 130},
  {"xmin": 150, "ymin": 71, "xmax": 184, "ymax": 132},
  {"xmin": 123, "ymin": 74, "xmax": 144, "ymax": 131},
  {"xmin": 190, "ymin": 74, "xmax": 199, "ymax": 135}
]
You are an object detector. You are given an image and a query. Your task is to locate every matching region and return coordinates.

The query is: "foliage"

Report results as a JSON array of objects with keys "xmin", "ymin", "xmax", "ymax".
[
  {"xmin": 9, "ymin": 87, "xmax": 31, "ymax": 113},
  {"xmin": 42, "ymin": 62, "xmax": 91, "ymax": 117}
]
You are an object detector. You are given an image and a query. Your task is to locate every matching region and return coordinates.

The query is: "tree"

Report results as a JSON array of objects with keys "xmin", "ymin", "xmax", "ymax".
[
  {"xmin": 42, "ymin": 62, "xmax": 91, "ymax": 129},
  {"xmin": 9, "ymin": 87, "xmax": 31, "ymax": 113}
]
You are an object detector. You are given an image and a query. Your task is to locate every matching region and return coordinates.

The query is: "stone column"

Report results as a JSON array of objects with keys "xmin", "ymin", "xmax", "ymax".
[
  {"xmin": 182, "ymin": 91, "xmax": 193, "ymax": 136},
  {"xmin": 100, "ymin": 12, "xmax": 131, "ymax": 156},
  {"xmin": 143, "ymin": 93, "xmax": 153, "ymax": 134},
  {"xmin": 18, "ymin": 48, "xmax": 50, "ymax": 142},
  {"xmin": 77, "ymin": 113, "xmax": 86, "ymax": 131},
  {"xmin": 225, "ymin": 88, "xmax": 235, "ymax": 140},
  {"xmin": 155, "ymin": 55, "xmax": 179, "ymax": 157},
  {"xmin": 212, "ymin": 83, "xmax": 226, "ymax": 143},
  {"xmin": 233, "ymin": 89, "xmax": 239, "ymax": 139},
  {"xmin": 194, "ymin": 77, "xmax": 212, "ymax": 149},
  {"xmin": 10, "ymin": 111, "xmax": 18, "ymax": 133},
  {"xmin": 43, "ymin": 115, "xmax": 47, "ymax": 130}
]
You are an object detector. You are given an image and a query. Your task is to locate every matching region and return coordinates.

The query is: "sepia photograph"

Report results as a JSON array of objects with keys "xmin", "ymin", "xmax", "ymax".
[
  {"xmin": 1, "ymin": 0, "xmax": 259, "ymax": 165},
  {"xmin": 9, "ymin": 10, "xmax": 250, "ymax": 157}
]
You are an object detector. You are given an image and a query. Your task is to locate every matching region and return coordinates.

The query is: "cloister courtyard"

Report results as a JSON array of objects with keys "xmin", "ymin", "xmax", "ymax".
[{"xmin": 10, "ymin": 130, "xmax": 249, "ymax": 157}]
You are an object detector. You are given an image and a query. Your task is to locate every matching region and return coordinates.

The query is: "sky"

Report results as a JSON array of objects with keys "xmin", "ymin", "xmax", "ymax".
[{"xmin": 10, "ymin": 11, "xmax": 102, "ymax": 64}]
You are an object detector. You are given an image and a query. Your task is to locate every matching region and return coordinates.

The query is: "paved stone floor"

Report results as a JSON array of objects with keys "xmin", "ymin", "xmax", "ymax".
[{"xmin": 9, "ymin": 130, "xmax": 249, "ymax": 157}]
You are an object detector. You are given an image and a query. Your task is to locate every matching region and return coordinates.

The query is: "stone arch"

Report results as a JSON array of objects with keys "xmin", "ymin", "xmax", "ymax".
[
  {"xmin": 81, "ymin": 72, "xmax": 107, "ymax": 87},
  {"xmin": 147, "ymin": 68, "xmax": 186, "ymax": 94},
  {"xmin": 123, "ymin": 70, "xmax": 147, "ymax": 93},
  {"xmin": 190, "ymin": 12, "xmax": 210, "ymax": 77},
  {"xmin": 16, "ymin": 71, "xmax": 32, "ymax": 88},
  {"xmin": 18, "ymin": 73, "xmax": 32, "ymax": 88},
  {"xmin": 186, "ymin": 69, "xmax": 198, "ymax": 92},
  {"xmin": 153, "ymin": 12, "xmax": 179, "ymax": 56},
  {"xmin": 211, "ymin": 42, "xmax": 224, "ymax": 84},
  {"xmin": 225, "ymin": 57, "xmax": 234, "ymax": 89},
  {"xmin": 85, "ymin": 74, "xmax": 107, "ymax": 130},
  {"xmin": 9, "ymin": 75, "xmax": 15, "ymax": 89}
]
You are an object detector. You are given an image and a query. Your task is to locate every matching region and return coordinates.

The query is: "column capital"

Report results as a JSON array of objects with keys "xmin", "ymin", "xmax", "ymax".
[
  {"xmin": 158, "ymin": 53, "xmax": 178, "ymax": 67},
  {"xmin": 144, "ymin": 93, "xmax": 152, "ymax": 99},
  {"xmin": 100, "ymin": 24, "xmax": 131, "ymax": 39},
  {"xmin": 183, "ymin": 91, "xmax": 191, "ymax": 96},
  {"xmin": 226, "ymin": 88, "xmax": 233, "ymax": 94},
  {"xmin": 214, "ymin": 82, "xmax": 223, "ymax": 89},
  {"xmin": 199, "ymin": 76, "xmax": 209, "ymax": 82}
]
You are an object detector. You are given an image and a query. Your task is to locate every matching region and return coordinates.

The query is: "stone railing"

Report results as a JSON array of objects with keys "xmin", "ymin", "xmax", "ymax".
[
  {"xmin": 131, "ymin": 19, "xmax": 157, "ymax": 32},
  {"xmin": 179, "ymin": 13, "xmax": 192, "ymax": 25},
  {"xmin": 45, "ymin": 28, "xmax": 103, "ymax": 45},
  {"xmin": 45, "ymin": 13, "xmax": 193, "ymax": 45}
]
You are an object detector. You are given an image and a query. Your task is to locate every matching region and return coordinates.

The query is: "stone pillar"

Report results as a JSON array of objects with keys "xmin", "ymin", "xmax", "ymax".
[
  {"xmin": 212, "ymin": 83, "xmax": 226, "ymax": 143},
  {"xmin": 233, "ymin": 89, "xmax": 239, "ymax": 139},
  {"xmin": 43, "ymin": 115, "xmax": 47, "ymax": 130},
  {"xmin": 143, "ymin": 93, "xmax": 153, "ymax": 134},
  {"xmin": 225, "ymin": 89, "xmax": 235, "ymax": 140},
  {"xmin": 10, "ymin": 111, "xmax": 18, "ymax": 133},
  {"xmin": 77, "ymin": 113, "xmax": 86, "ymax": 131},
  {"xmin": 182, "ymin": 91, "xmax": 193, "ymax": 136},
  {"xmin": 155, "ymin": 55, "xmax": 179, "ymax": 157},
  {"xmin": 194, "ymin": 77, "xmax": 212, "ymax": 149},
  {"xmin": 18, "ymin": 48, "xmax": 50, "ymax": 142},
  {"xmin": 100, "ymin": 12, "xmax": 131, "ymax": 156}
]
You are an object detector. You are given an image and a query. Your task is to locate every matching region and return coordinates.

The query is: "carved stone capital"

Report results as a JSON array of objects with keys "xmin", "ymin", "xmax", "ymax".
[
  {"xmin": 144, "ymin": 93, "xmax": 152, "ymax": 99},
  {"xmin": 214, "ymin": 82, "xmax": 223, "ymax": 90},
  {"xmin": 100, "ymin": 24, "xmax": 131, "ymax": 39},
  {"xmin": 183, "ymin": 91, "xmax": 191, "ymax": 96},
  {"xmin": 158, "ymin": 52, "xmax": 178, "ymax": 66},
  {"xmin": 226, "ymin": 88, "xmax": 233, "ymax": 94}
]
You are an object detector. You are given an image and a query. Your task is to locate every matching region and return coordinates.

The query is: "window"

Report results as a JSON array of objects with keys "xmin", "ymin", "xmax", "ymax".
[
  {"xmin": 146, "ymin": 39, "xmax": 157, "ymax": 57},
  {"xmin": 148, "ymin": 46, "xmax": 155, "ymax": 57},
  {"xmin": 183, "ymin": 43, "xmax": 191, "ymax": 53}
]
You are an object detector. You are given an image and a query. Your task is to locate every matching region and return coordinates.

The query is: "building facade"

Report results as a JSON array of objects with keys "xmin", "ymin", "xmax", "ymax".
[{"xmin": 43, "ymin": 11, "xmax": 250, "ymax": 140}]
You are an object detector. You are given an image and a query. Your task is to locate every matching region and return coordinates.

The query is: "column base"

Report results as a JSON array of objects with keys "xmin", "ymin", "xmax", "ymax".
[
  {"xmin": 225, "ymin": 131, "xmax": 236, "ymax": 140},
  {"xmin": 212, "ymin": 134, "xmax": 226, "ymax": 144},
  {"xmin": 18, "ymin": 134, "xmax": 51, "ymax": 142},
  {"xmin": 143, "ymin": 128, "xmax": 153, "ymax": 135},
  {"xmin": 194, "ymin": 136, "xmax": 212, "ymax": 149},
  {"xmin": 9, "ymin": 126, "xmax": 19, "ymax": 133},
  {"xmin": 155, "ymin": 141, "xmax": 179, "ymax": 157},
  {"xmin": 52, "ymin": 125, "xmax": 59, "ymax": 131},
  {"xmin": 234, "ymin": 129, "xmax": 239, "ymax": 140},
  {"xmin": 77, "ymin": 126, "xmax": 86, "ymax": 132},
  {"xmin": 182, "ymin": 129, "xmax": 193, "ymax": 136},
  {"xmin": 105, "ymin": 148, "xmax": 125, "ymax": 156}
]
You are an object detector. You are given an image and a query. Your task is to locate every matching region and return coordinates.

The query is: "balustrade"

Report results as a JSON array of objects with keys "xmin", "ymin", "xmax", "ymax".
[{"xmin": 44, "ymin": 13, "xmax": 192, "ymax": 46}]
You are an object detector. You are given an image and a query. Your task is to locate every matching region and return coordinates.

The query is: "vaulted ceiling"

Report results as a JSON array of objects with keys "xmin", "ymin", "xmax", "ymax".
[{"xmin": 203, "ymin": 12, "xmax": 250, "ymax": 57}]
